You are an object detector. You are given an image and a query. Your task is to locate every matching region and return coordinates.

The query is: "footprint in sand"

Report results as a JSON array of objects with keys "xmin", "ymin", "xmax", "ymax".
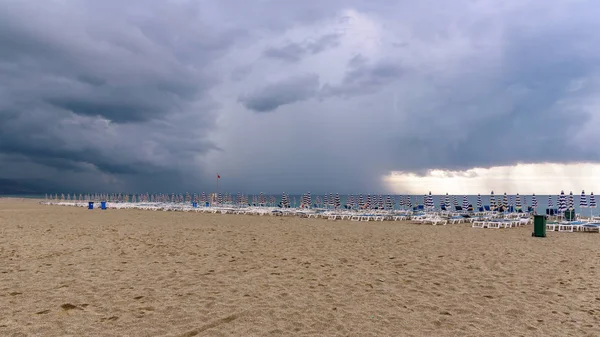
[{"xmin": 60, "ymin": 303, "xmax": 82, "ymax": 311}]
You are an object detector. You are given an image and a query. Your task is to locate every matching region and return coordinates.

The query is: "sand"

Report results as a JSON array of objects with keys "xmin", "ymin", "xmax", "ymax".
[{"xmin": 1, "ymin": 198, "xmax": 599, "ymax": 336}]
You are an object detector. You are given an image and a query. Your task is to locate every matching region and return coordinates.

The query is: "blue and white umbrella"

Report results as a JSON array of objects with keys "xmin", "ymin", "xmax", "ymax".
[
  {"xmin": 531, "ymin": 193, "xmax": 538, "ymax": 210},
  {"xmin": 515, "ymin": 193, "xmax": 522, "ymax": 210},
  {"xmin": 580, "ymin": 190, "xmax": 588, "ymax": 209},
  {"xmin": 568, "ymin": 191, "xmax": 575, "ymax": 210},
  {"xmin": 547, "ymin": 195, "xmax": 553, "ymax": 208},
  {"xmin": 385, "ymin": 195, "xmax": 393, "ymax": 209},
  {"xmin": 503, "ymin": 193, "xmax": 509, "ymax": 209},
  {"xmin": 452, "ymin": 195, "xmax": 459, "ymax": 208},
  {"xmin": 490, "ymin": 191, "xmax": 496, "ymax": 210},
  {"xmin": 476, "ymin": 194, "xmax": 482, "ymax": 209},
  {"xmin": 281, "ymin": 193, "xmax": 289, "ymax": 207},
  {"xmin": 462, "ymin": 195, "xmax": 469, "ymax": 210},
  {"xmin": 444, "ymin": 193, "xmax": 450, "ymax": 208},
  {"xmin": 558, "ymin": 191, "xmax": 567, "ymax": 214},
  {"xmin": 334, "ymin": 193, "xmax": 341, "ymax": 209},
  {"xmin": 589, "ymin": 192, "xmax": 597, "ymax": 216},
  {"xmin": 425, "ymin": 192, "xmax": 435, "ymax": 210}
]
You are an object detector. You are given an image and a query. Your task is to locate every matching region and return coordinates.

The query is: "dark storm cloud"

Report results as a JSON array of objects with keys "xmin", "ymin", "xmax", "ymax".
[
  {"xmin": 321, "ymin": 56, "xmax": 405, "ymax": 97},
  {"xmin": 385, "ymin": 22, "xmax": 600, "ymax": 175},
  {"xmin": 0, "ymin": 0, "xmax": 236, "ymax": 192},
  {"xmin": 2, "ymin": 0, "xmax": 600, "ymax": 194},
  {"xmin": 263, "ymin": 33, "xmax": 341, "ymax": 62},
  {"xmin": 239, "ymin": 74, "xmax": 320, "ymax": 112}
]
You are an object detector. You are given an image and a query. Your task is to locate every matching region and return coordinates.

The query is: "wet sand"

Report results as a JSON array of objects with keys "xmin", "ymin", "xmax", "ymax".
[{"xmin": 1, "ymin": 198, "xmax": 599, "ymax": 336}]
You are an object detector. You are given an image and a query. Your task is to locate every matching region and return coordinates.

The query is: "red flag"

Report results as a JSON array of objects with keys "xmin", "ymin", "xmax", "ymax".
[{"xmin": 217, "ymin": 174, "xmax": 220, "ymax": 179}]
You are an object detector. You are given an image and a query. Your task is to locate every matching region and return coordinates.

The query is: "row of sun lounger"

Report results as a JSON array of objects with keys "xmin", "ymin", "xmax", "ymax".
[{"xmin": 546, "ymin": 221, "xmax": 600, "ymax": 233}]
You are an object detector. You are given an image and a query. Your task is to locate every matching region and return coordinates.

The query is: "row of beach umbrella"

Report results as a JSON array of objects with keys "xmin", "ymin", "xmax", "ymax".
[{"xmin": 46, "ymin": 191, "xmax": 597, "ymax": 213}]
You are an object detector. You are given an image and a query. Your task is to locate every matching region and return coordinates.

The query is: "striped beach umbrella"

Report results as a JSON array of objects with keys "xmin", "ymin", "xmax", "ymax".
[
  {"xmin": 502, "ymin": 193, "xmax": 508, "ymax": 208},
  {"xmin": 532, "ymin": 193, "xmax": 538, "ymax": 209},
  {"xmin": 580, "ymin": 190, "xmax": 588, "ymax": 210},
  {"xmin": 385, "ymin": 195, "xmax": 393, "ymax": 210},
  {"xmin": 568, "ymin": 191, "xmax": 575, "ymax": 210},
  {"xmin": 476, "ymin": 194, "xmax": 482, "ymax": 209},
  {"xmin": 444, "ymin": 193, "xmax": 450, "ymax": 208},
  {"xmin": 490, "ymin": 191, "xmax": 496, "ymax": 210},
  {"xmin": 547, "ymin": 195, "xmax": 553, "ymax": 208},
  {"xmin": 358, "ymin": 194, "xmax": 365, "ymax": 208},
  {"xmin": 558, "ymin": 191, "xmax": 567, "ymax": 214},
  {"xmin": 306, "ymin": 192, "xmax": 311, "ymax": 208},
  {"xmin": 366, "ymin": 194, "xmax": 372, "ymax": 209},
  {"xmin": 462, "ymin": 195, "xmax": 469, "ymax": 210},
  {"xmin": 452, "ymin": 195, "xmax": 459, "ymax": 208},
  {"xmin": 406, "ymin": 196, "xmax": 413, "ymax": 208},
  {"xmin": 589, "ymin": 193, "xmax": 596, "ymax": 216},
  {"xmin": 425, "ymin": 192, "xmax": 434, "ymax": 210},
  {"xmin": 334, "ymin": 193, "xmax": 341, "ymax": 209},
  {"xmin": 515, "ymin": 193, "xmax": 522, "ymax": 210}
]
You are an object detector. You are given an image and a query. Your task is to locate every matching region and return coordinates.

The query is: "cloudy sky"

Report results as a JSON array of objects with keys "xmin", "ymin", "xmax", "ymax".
[{"xmin": 1, "ymin": 0, "xmax": 600, "ymax": 195}]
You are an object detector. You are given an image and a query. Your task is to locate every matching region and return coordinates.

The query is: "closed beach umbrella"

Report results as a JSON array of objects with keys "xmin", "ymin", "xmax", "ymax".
[
  {"xmin": 444, "ymin": 193, "xmax": 450, "ymax": 208},
  {"xmin": 334, "ymin": 193, "xmax": 341, "ymax": 209},
  {"xmin": 406, "ymin": 196, "xmax": 413, "ymax": 208},
  {"xmin": 589, "ymin": 192, "xmax": 596, "ymax": 216},
  {"xmin": 547, "ymin": 195, "xmax": 553, "ymax": 208},
  {"xmin": 490, "ymin": 191, "xmax": 496, "ymax": 210},
  {"xmin": 425, "ymin": 192, "xmax": 434, "ymax": 210},
  {"xmin": 476, "ymin": 194, "xmax": 482, "ymax": 209},
  {"xmin": 452, "ymin": 195, "xmax": 459, "ymax": 208},
  {"xmin": 568, "ymin": 191, "xmax": 575, "ymax": 210},
  {"xmin": 503, "ymin": 193, "xmax": 509, "ymax": 208},
  {"xmin": 580, "ymin": 190, "xmax": 588, "ymax": 210},
  {"xmin": 358, "ymin": 194, "xmax": 365, "ymax": 208},
  {"xmin": 532, "ymin": 193, "xmax": 538, "ymax": 209},
  {"xmin": 558, "ymin": 191, "xmax": 567, "ymax": 214},
  {"xmin": 515, "ymin": 194, "xmax": 522, "ymax": 210},
  {"xmin": 385, "ymin": 195, "xmax": 393, "ymax": 209},
  {"xmin": 462, "ymin": 195, "xmax": 469, "ymax": 210}
]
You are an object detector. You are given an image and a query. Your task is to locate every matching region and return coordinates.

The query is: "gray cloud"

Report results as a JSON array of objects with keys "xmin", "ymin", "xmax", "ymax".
[
  {"xmin": 321, "ymin": 55, "xmax": 405, "ymax": 97},
  {"xmin": 239, "ymin": 74, "xmax": 320, "ymax": 112},
  {"xmin": 2, "ymin": 0, "xmax": 600, "ymax": 195},
  {"xmin": 263, "ymin": 33, "xmax": 341, "ymax": 62}
]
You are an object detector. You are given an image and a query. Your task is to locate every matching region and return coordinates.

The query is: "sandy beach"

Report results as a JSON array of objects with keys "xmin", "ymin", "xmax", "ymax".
[{"xmin": 1, "ymin": 198, "xmax": 599, "ymax": 336}]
